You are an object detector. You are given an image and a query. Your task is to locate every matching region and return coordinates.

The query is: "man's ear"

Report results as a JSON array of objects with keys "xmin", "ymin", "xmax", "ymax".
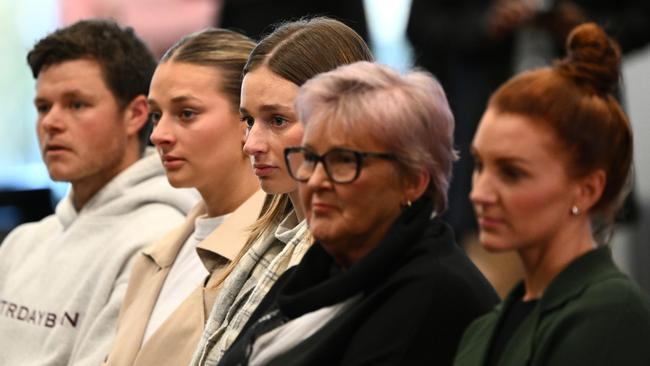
[{"xmin": 123, "ymin": 95, "xmax": 149, "ymax": 137}]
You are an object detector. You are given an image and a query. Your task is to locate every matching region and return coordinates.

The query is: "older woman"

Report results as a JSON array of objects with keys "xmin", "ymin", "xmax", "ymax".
[
  {"xmin": 454, "ymin": 23, "xmax": 650, "ymax": 366},
  {"xmin": 217, "ymin": 61, "xmax": 499, "ymax": 366}
]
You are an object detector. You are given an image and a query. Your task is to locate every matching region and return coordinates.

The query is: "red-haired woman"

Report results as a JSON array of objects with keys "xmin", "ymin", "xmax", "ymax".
[{"xmin": 455, "ymin": 23, "xmax": 650, "ymax": 366}]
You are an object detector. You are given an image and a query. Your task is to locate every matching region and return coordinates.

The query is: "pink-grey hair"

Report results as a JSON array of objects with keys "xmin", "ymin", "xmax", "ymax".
[{"xmin": 295, "ymin": 61, "xmax": 458, "ymax": 214}]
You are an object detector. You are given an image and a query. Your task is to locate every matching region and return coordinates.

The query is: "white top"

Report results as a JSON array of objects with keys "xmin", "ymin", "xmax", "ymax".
[
  {"xmin": 143, "ymin": 214, "xmax": 224, "ymax": 343},
  {"xmin": 0, "ymin": 148, "xmax": 197, "ymax": 366},
  {"xmin": 249, "ymin": 295, "xmax": 360, "ymax": 366}
]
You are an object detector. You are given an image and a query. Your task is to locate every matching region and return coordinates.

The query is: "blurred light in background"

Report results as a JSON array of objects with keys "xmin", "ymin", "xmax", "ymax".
[
  {"xmin": 0, "ymin": 0, "xmax": 66, "ymax": 199},
  {"xmin": 363, "ymin": 0, "xmax": 413, "ymax": 71},
  {"xmin": 0, "ymin": 0, "xmax": 413, "ymax": 203}
]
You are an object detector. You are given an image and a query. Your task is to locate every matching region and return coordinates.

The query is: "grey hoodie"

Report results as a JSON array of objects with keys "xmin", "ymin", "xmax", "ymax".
[{"xmin": 0, "ymin": 148, "xmax": 198, "ymax": 366}]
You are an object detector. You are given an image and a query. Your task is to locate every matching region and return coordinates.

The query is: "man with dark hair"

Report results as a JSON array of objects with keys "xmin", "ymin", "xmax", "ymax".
[
  {"xmin": 27, "ymin": 18, "xmax": 157, "ymax": 155},
  {"xmin": 0, "ymin": 19, "xmax": 196, "ymax": 365}
]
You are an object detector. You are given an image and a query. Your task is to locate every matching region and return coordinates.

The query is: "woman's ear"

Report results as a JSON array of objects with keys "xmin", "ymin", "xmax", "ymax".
[
  {"xmin": 404, "ymin": 169, "xmax": 430, "ymax": 202},
  {"xmin": 575, "ymin": 169, "xmax": 606, "ymax": 213},
  {"xmin": 123, "ymin": 95, "xmax": 149, "ymax": 137}
]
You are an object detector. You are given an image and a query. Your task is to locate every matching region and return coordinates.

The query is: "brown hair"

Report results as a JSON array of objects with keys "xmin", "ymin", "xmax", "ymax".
[
  {"xmin": 244, "ymin": 17, "xmax": 374, "ymax": 243},
  {"xmin": 160, "ymin": 28, "xmax": 255, "ymax": 112},
  {"xmin": 244, "ymin": 17, "xmax": 374, "ymax": 85},
  {"xmin": 488, "ymin": 23, "xmax": 632, "ymax": 235}
]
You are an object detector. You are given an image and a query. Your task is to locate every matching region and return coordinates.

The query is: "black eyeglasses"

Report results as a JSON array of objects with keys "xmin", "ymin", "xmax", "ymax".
[{"xmin": 284, "ymin": 146, "xmax": 398, "ymax": 184}]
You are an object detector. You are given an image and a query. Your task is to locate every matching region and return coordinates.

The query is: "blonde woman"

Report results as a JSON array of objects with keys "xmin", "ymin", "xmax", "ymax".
[{"xmin": 104, "ymin": 29, "xmax": 264, "ymax": 366}]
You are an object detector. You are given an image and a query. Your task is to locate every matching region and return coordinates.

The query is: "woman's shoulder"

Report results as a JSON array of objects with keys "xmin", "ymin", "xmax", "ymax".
[
  {"xmin": 402, "ymin": 219, "xmax": 497, "ymax": 293},
  {"xmin": 567, "ymin": 273, "xmax": 650, "ymax": 320},
  {"xmin": 529, "ymin": 276, "xmax": 650, "ymax": 365},
  {"xmin": 381, "ymin": 220, "xmax": 499, "ymax": 315}
]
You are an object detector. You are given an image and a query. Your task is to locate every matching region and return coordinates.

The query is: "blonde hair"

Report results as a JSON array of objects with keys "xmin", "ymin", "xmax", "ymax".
[
  {"xmin": 160, "ymin": 28, "xmax": 259, "ymax": 288},
  {"xmin": 161, "ymin": 28, "xmax": 255, "ymax": 112}
]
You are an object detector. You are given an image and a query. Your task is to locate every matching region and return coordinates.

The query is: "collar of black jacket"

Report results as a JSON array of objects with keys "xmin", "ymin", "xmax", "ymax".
[{"xmin": 277, "ymin": 196, "xmax": 451, "ymax": 318}]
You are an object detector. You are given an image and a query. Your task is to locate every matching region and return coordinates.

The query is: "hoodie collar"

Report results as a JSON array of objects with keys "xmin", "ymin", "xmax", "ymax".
[
  {"xmin": 55, "ymin": 148, "xmax": 161, "ymax": 228},
  {"xmin": 54, "ymin": 147, "xmax": 197, "ymax": 230}
]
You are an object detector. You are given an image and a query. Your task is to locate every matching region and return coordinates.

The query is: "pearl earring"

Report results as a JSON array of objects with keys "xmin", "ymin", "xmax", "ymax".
[{"xmin": 571, "ymin": 205, "xmax": 580, "ymax": 216}]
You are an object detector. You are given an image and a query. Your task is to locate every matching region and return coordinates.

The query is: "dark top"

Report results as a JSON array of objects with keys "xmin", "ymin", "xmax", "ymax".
[
  {"xmin": 219, "ymin": 197, "xmax": 499, "ymax": 366},
  {"xmin": 218, "ymin": 0, "xmax": 368, "ymax": 41},
  {"xmin": 455, "ymin": 246, "xmax": 650, "ymax": 366},
  {"xmin": 485, "ymin": 298, "xmax": 538, "ymax": 366}
]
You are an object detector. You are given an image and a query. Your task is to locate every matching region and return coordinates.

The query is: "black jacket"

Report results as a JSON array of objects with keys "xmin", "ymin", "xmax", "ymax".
[{"xmin": 219, "ymin": 198, "xmax": 499, "ymax": 365}]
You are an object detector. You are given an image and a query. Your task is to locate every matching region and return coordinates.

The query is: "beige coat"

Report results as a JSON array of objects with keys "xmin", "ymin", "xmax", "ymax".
[{"xmin": 103, "ymin": 190, "xmax": 265, "ymax": 366}]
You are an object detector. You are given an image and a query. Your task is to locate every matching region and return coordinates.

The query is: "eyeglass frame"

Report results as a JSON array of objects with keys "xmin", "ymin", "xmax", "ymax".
[{"xmin": 284, "ymin": 146, "xmax": 398, "ymax": 184}]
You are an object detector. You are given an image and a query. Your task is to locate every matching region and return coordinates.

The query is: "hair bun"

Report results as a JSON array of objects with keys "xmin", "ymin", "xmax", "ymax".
[{"xmin": 557, "ymin": 22, "xmax": 621, "ymax": 95}]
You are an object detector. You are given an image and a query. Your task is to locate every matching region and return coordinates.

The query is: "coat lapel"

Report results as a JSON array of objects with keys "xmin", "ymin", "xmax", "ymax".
[
  {"xmin": 197, "ymin": 190, "xmax": 266, "ymax": 275},
  {"xmin": 105, "ymin": 202, "xmax": 205, "ymax": 366}
]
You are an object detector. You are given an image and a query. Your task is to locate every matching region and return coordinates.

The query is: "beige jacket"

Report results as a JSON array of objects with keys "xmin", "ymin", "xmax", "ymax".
[{"xmin": 103, "ymin": 190, "xmax": 265, "ymax": 366}]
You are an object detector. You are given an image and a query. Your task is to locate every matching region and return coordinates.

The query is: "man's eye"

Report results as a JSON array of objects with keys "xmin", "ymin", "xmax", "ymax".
[
  {"xmin": 70, "ymin": 101, "xmax": 86, "ymax": 110},
  {"xmin": 35, "ymin": 104, "xmax": 50, "ymax": 114}
]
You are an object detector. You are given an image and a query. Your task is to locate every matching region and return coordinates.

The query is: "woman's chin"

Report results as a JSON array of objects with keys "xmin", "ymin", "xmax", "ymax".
[
  {"xmin": 309, "ymin": 227, "xmax": 329, "ymax": 243},
  {"xmin": 478, "ymin": 233, "xmax": 514, "ymax": 253},
  {"xmin": 258, "ymin": 177, "xmax": 296, "ymax": 196}
]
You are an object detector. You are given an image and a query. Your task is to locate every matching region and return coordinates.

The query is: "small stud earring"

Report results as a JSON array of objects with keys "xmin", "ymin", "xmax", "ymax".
[
  {"xmin": 571, "ymin": 205, "xmax": 580, "ymax": 216},
  {"xmin": 407, "ymin": 200, "xmax": 412, "ymax": 207}
]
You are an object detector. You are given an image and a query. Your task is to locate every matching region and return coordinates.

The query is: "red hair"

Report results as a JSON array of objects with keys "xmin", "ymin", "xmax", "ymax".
[{"xmin": 488, "ymin": 23, "xmax": 632, "ymax": 222}]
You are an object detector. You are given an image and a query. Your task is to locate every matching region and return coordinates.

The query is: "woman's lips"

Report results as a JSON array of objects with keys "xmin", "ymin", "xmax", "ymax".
[
  {"xmin": 311, "ymin": 201, "xmax": 337, "ymax": 214},
  {"xmin": 253, "ymin": 164, "xmax": 277, "ymax": 177},
  {"xmin": 477, "ymin": 216, "xmax": 504, "ymax": 229}
]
